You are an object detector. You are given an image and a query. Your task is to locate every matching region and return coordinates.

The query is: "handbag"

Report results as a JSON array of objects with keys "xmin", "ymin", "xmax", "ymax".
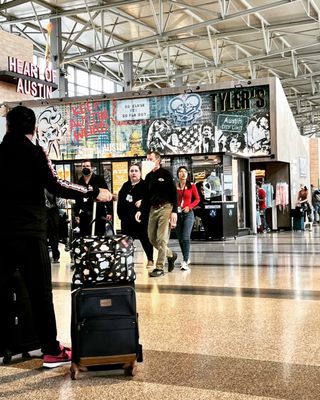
[{"xmin": 72, "ymin": 235, "xmax": 135, "ymax": 286}]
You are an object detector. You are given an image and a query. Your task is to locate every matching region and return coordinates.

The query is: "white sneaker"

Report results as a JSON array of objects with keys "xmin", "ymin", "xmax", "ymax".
[{"xmin": 180, "ymin": 261, "xmax": 190, "ymax": 271}]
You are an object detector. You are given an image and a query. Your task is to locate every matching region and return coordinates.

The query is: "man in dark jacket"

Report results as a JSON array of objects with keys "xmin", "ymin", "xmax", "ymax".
[
  {"xmin": 74, "ymin": 159, "xmax": 113, "ymax": 236},
  {"xmin": 0, "ymin": 105, "xmax": 112, "ymax": 368},
  {"xmin": 136, "ymin": 150, "xmax": 178, "ymax": 277}
]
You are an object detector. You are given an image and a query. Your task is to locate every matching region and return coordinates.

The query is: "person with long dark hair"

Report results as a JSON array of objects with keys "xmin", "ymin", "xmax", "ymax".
[
  {"xmin": 176, "ymin": 166, "xmax": 200, "ymax": 270},
  {"xmin": 117, "ymin": 164, "xmax": 154, "ymax": 267}
]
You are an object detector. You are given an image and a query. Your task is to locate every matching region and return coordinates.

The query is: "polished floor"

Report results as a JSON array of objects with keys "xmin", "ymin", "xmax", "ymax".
[{"xmin": 1, "ymin": 227, "xmax": 320, "ymax": 399}]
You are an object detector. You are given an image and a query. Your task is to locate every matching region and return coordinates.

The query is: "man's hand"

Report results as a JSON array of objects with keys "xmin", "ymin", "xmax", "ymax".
[
  {"xmin": 106, "ymin": 214, "xmax": 112, "ymax": 222},
  {"xmin": 75, "ymin": 216, "xmax": 80, "ymax": 225},
  {"xmin": 135, "ymin": 211, "xmax": 142, "ymax": 222},
  {"xmin": 96, "ymin": 188, "xmax": 113, "ymax": 202},
  {"xmin": 170, "ymin": 212, "xmax": 177, "ymax": 228}
]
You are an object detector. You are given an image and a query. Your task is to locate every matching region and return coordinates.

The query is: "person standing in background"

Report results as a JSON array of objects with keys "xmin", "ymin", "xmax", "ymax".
[
  {"xmin": 136, "ymin": 150, "xmax": 178, "ymax": 277},
  {"xmin": 117, "ymin": 164, "xmax": 154, "ymax": 268},
  {"xmin": 0, "ymin": 105, "xmax": 113, "ymax": 368},
  {"xmin": 257, "ymin": 181, "xmax": 270, "ymax": 232},
  {"xmin": 296, "ymin": 184, "xmax": 313, "ymax": 223},
  {"xmin": 44, "ymin": 189, "xmax": 65, "ymax": 263},
  {"xmin": 311, "ymin": 184, "xmax": 320, "ymax": 224},
  {"xmin": 74, "ymin": 160, "xmax": 113, "ymax": 236},
  {"xmin": 176, "ymin": 166, "xmax": 200, "ymax": 270}
]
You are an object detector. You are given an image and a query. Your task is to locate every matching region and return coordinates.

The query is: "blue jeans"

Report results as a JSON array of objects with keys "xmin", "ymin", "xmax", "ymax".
[
  {"xmin": 313, "ymin": 203, "xmax": 320, "ymax": 222},
  {"xmin": 176, "ymin": 211, "xmax": 195, "ymax": 262}
]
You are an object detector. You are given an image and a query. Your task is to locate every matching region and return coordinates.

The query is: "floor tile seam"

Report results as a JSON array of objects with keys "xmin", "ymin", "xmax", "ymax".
[{"xmin": 52, "ymin": 282, "xmax": 320, "ymax": 300}]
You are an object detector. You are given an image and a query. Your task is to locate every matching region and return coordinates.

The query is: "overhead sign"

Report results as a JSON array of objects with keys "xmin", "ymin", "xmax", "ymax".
[{"xmin": 0, "ymin": 56, "xmax": 58, "ymax": 99}]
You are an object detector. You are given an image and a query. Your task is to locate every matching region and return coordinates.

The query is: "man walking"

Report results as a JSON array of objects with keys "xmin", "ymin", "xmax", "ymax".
[
  {"xmin": 136, "ymin": 151, "xmax": 177, "ymax": 277},
  {"xmin": 74, "ymin": 160, "xmax": 113, "ymax": 236}
]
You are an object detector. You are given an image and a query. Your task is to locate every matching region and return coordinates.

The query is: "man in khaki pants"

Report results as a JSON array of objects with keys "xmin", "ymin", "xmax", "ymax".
[{"xmin": 136, "ymin": 151, "xmax": 177, "ymax": 277}]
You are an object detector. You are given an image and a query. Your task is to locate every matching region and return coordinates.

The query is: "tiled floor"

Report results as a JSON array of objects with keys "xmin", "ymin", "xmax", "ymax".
[{"xmin": 2, "ymin": 228, "xmax": 320, "ymax": 399}]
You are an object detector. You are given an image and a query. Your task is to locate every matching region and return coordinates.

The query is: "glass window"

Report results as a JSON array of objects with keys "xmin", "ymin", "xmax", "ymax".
[
  {"xmin": 90, "ymin": 75, "xmax": 102, "ymax": 92},
  {"xmin": 77, "ymin": 70, "xmax": 88, "ymax": 87},
  {"xmin": 116, "ymin": 83, "xmax": 123, "ymax": 93},
  {"xmin": 77, "ymin": 85, "xmax": 89, "ymax": 96},
  {"xmin": 103, "ymin": 79, "xmax": 114, "ymax": 93},
  {"xmin": 67, "ymin": 66, "xmax": 75, "ymax": 83},
  {"xmin": 90, "ymin": 89, "xmax": 101, "ymax": 95}
]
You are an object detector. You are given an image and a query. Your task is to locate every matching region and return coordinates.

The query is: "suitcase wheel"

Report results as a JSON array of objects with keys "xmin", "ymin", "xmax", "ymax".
[
  {"xmin": 124, "ymin": 361, "xmax": 137, "ymax": 377},
  {"xmin": 137, "ymin": 344, "xmax": 143, "ymax": 363},
  {"xmin": 2, "ymin": 350, "xmax": 12, "ymax": 365},
  {"xmin": 70, "ymin": 362, "xmax": 88, "ymax": 380}
]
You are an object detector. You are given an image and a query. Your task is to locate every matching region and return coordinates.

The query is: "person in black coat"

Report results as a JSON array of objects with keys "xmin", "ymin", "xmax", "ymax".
[
  {"xmin": 117, "ymin": 164, "xmax": 154, "ymax": 268},
  {"xmin": 0, "ymin": 105, "xmax": 112, "ymax": 368},
  {"xmin": 74, "ymin": 160, "xmax": 113, "ymax": 236}
]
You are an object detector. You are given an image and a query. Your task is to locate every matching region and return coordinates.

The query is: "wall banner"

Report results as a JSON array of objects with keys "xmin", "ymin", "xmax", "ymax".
[{"xmin": 21, "ymin": 84, "xmax": 270, "ymax": 160}]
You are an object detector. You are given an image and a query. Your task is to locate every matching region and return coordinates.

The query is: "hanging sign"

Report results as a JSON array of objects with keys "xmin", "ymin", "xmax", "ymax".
[{"xmin": 0, "ymin": 56, "xmax": 58, "ymax": 99}]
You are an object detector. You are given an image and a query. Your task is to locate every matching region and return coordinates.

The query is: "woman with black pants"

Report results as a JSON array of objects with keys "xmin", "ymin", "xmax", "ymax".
[{"xmin": 117, "ymin": 164, "xmax": 154, "ymax": 268}]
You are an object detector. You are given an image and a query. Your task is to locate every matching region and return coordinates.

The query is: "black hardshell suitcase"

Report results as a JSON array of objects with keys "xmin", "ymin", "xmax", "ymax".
[
  {"xmin": 70, "ymin": 284, "xmax": 142, "ymax": 379},
  {"xmin": 293, "ymin": 216, "xmax": 304, "ymax": 231},
  {"xmin": 0, "ymin": 271, "xmax": 40, "ymax": 364}
]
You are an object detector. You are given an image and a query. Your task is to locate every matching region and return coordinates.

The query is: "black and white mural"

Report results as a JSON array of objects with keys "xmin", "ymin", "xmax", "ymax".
[
  {"xmin": 2, "ymin": 85, "xmax": 270, "ymax": 160},
  {"xmin": 147, "ymin": 87, "xmax": 270, "ymax": 156}
]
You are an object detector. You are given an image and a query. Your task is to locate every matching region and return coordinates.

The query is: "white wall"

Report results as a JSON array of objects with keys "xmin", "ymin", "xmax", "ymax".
[{"xmin": 274, "ymin": 78, "xmax": 310, "ymax": 207}]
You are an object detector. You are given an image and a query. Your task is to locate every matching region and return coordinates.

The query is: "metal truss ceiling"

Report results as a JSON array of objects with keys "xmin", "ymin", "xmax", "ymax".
[{"xmin": 1, "ymin": 0, "xmax": 320, "ymax": 135}]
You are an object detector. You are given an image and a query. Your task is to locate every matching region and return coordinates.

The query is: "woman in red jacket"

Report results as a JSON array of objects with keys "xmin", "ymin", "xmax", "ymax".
[{"xmin": 176, "ymin": 166, "xmax": 200, "ymax": 270}]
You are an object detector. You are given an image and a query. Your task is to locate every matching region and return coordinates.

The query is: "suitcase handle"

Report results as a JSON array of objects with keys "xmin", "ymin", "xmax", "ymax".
[{"xmin": 88, "ymin": 220, "xmax": 115, "ymax": 237}]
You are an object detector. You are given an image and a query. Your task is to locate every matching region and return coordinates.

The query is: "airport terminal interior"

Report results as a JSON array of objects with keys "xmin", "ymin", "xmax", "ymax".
[
  {"xmin": 1, "ymin": 229, "xmax": 320, "ymax": 400},
  {"xmin": 2, "ymin": 1, "xmax": 320, "ymax": 399}
]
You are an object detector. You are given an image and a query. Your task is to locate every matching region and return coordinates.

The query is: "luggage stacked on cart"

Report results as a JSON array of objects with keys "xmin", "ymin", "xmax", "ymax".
[
  {"xmin": 291, "ymin": 207, "xmax": 305, "ymax": 231},
  {"xmin": 0, "ymin": 270, "xmax": 40, "ymax": 364},
  {"xmin": 70, "ymin": 209, "xmax": 142, "ymax": 380}
]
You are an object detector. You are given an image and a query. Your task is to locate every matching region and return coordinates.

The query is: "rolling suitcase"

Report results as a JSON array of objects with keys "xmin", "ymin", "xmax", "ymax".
[
  {"xmin": 70, "ymin": 284, "xmax": 142, "ymax": 379},
  {"xmin": 293, "ymin": 216, "xmax": 304, "ymax": 231},
  {"xmin": 0, "ymin": 270, "xmax": 40, "ymax": 364},
  {"xmin": 292, "ymin": 207, "xmax": 305, "ymax": 231},
  {"xmin": 70, "ymin": 202, "xmax": 142, "ymax": 379}
]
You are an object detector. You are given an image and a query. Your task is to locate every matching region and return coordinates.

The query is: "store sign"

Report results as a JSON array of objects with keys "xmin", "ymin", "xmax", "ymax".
[
  {"xmin": 7, "ymin": 56, "xmax": 57, "ymax": 98},
  {"xmin": 116, "ymin": 98, "xmax": 150, "ymax": 121},
  {"xmin": 217, "ymin": 114, "xmax": 249, "ymax": 132}
]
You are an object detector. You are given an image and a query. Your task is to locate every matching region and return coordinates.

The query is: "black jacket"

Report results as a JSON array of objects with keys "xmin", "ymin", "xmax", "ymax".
[
  {"xmin": 0, "ymin": 134, "xmax": 99, "ymax": 239},
  {"xmin": 74, "ymin": 173, "xmax": 112, "ymax": 219},
  {"xmin": 117, "ymin": 179, "xmax": 148, "ymax": 236},
  {"xmin": 141, "ymin": 167, "xmax": 178, "ymax": 215}
]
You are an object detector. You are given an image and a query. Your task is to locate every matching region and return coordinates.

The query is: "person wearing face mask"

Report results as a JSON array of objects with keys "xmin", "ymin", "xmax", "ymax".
[
  {"xmin": 136, "ymin": 150, "xmax": 178, "ymax": 277},
  {"xmin": 117, "ymin": 164, "xmax": 154, "ymax": 268},
  {"xmin": 176, "ymin": 166, "xmax": 200, "ymax": 270},
  {"xmin": 74, "ymin": 160, "xmax": 113, "ymax": 236}
]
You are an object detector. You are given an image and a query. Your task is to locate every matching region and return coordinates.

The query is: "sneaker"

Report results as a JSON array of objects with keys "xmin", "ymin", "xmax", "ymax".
[
  {"xmin": 180, "ymin": 261, "xmax": 190, "ymax": 271},
  {"xmin": 167, "ymin": 252, "xmax": 177, "ymax": 272},
  {"xmin": 149, "ymin": 268, "xmax": 164, "ymax": 277},
  {"xmin": 43, "ymin": 345, "xmax": 72, "ymax": 368},
  {"xmin": 146, "ymin": 260, "xmax": 154, "ymax": 268}
]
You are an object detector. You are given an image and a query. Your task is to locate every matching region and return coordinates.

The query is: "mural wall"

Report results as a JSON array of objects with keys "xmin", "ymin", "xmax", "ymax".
[{"xmin": 27, "ymin": 85, "xmax": 270, "ymax": 160}]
